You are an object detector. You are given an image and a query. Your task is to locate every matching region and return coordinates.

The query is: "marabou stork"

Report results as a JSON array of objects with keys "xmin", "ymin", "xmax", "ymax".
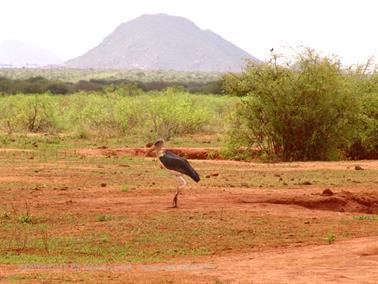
[{"xmin": 146, "ymin": 139, "xmax": 200, "ymax": 208}]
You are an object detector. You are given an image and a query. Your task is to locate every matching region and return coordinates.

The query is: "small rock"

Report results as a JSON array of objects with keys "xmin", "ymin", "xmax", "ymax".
[
  {"xmin": 355, "ymin": 165, "xmax": 364, "ymax": 170},
  {"xmin": 101, "ymin": 183, "xmax": 107, "ymax": 187},
  {"xmin": 205, "ymin": 175, "xmax": 211, "ymax": 178},
  {"xmin": 211, "ymin": 173, "xmax": 219, "ymax": 177},
  {"xmin": 301, "ymin": 181, "xmax": 312, "ymax": 185},
  {"xmin": 322, "ymin": 188, "xmax": 334, "ymax": 196}
]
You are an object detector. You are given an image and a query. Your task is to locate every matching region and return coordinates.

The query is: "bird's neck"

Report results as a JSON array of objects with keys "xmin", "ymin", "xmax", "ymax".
[{"xmin": 156, "ymin": 147, "xmax": 164, "ymax": 157}]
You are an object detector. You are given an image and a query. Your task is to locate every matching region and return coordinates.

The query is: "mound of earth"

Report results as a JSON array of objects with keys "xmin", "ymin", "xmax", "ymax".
[
  {"xmin": 77, "ymin": 147, "xmax": 221, "ymax": 160},
  {"xmin": 241, "ymin": 191, "xmax": 378, "ymax": 214}
]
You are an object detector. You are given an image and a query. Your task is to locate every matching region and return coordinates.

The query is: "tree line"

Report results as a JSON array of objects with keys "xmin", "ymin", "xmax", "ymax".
[{"xmin": 0, "ymin": 76, "xmax": 222, "ymax": 95}]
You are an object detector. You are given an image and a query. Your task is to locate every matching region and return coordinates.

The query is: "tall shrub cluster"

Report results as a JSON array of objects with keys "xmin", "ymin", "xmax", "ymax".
[
  {"xmin": 346, "ymin": 64, "xmax": 378, "ymax": 159},
  {"xmin": 223, "ymin": 49, "xmax": 377, "ymax": 160}
]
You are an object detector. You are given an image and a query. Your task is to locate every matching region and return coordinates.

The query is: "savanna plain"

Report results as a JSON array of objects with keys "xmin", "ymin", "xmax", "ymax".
[{"xmin": 0, "ymin": 53, "xmax": 377, "ymax": 283}]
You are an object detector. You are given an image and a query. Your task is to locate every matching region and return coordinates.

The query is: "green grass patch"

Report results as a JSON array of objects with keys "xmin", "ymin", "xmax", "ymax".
[
  {"xmin": 121, "ymin": 184, "xmax": 129, "ymax": 193},
  {"xmin": 96, "ymin": 215, "xmax": 112, "ymax": 222},
  {"xmin": 353, "ymin": 215, "xmax": 378, "ymax": 221}
]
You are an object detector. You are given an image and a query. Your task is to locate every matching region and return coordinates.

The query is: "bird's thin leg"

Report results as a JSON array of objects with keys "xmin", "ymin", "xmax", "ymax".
[{"xmin": 172, "ymin": 175, "xmax": 187, "ymax": 208}]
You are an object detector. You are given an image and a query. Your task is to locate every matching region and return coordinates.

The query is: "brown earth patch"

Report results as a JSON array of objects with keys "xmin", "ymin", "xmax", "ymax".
[
  {"xmin": 240, "ymin": 190, "xmax": 378, "ymax": 214},
  {"xmin": 195, "ymin": 236, "xmax": 378, "ymax": 284}
]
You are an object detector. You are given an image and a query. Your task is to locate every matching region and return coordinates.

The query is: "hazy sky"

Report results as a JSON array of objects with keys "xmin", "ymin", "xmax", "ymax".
[{"xmin": 1, "ymin": 0, "xmax": 377, "ymax": 64}]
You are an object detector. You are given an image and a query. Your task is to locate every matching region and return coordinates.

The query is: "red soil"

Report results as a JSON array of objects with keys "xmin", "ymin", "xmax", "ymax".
[{"xmin": 240, "ymin": 190, "xmax": 378, "ymax": 214}]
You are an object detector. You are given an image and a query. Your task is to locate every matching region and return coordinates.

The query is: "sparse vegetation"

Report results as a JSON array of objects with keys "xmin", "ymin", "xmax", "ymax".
[
  {"xmin": 121, "ymin": 184, "xmax": 129, "ymax": 192},
  {"xmin": 18, "ymin": 214, "xmax": 32, "ymax": 224},
  {"xmin": 353, "ymin": 215, "xmax": 378, "ymax": 221},
  {"xmin": 96, "ymin": 214, "xmax": 112, "ymax": 222},
  {"xmin": 0, "ymin": 90, "xmax": 235, "ymax": 141},
  {"xmin": 325, "ymin": 233, "xmax": 336, "ymax": 244}
]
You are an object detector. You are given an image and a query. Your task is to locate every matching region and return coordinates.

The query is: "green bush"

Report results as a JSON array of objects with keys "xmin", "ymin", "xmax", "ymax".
[
  {"xmin": 223, "ymin": 49, "xmax": 363, "ymax": 161},
  {"xmin": 347, "ymin": 68, "xmax": 378, "ymax": 159},
  {"xmin": 0, "ymin": 94, "xmax": 61, "ymax": 133}
]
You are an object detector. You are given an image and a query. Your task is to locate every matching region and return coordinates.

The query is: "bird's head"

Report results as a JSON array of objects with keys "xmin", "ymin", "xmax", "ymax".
[{"xmin": 145, "ymin": 138, "xmax": 164, "ymax": 156}]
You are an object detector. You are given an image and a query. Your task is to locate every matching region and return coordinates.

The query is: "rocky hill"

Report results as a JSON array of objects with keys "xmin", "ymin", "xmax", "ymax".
[{"xmin": 66, "ymin": 14, "xmax": 258, "ymax": 72}]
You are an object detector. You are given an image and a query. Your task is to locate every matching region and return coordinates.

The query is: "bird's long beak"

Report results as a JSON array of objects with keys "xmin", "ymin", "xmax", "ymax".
[{"xmin": 145, "ymin": 145, "xmax": 156, "ymax": 157}]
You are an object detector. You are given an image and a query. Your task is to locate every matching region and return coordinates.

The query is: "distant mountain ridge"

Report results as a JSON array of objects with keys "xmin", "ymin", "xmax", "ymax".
[
  {"xmin": 0, "ymin": 40, "xmax": 62, "ymax": 67},
  {"xmin": 66, "ymin": 14, "xmax": 258, "ymax": 72}
]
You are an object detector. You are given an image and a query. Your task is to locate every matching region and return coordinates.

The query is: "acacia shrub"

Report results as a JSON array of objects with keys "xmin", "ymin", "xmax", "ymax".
[
  {"xmin": 347, "ymin": 68, "xmax": 378, "ymax": 159},
  {"xmin": 223, "ymin": 50, "xmax": 359, "ymax": 161}
]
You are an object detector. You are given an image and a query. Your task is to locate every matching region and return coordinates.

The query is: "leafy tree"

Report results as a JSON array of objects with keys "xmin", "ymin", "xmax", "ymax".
[
  {"xmin": 223, "ymin": 49, "xmax": 360, "ymax": 161},
  {"xmin": 346, "ymin": 63, "xmax": 378, "ymax": 159}
]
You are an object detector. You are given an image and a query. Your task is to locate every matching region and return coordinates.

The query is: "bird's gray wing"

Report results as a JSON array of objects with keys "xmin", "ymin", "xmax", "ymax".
[{"xmin": 159, "ymin": 151, "xmax": 200, "ymax": 182}]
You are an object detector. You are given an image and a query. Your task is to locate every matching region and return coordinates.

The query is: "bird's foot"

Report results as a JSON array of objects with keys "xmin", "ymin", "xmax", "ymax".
[{"xmin": 172, "ymin": 195, "xmax": 178, "ymax": 208}]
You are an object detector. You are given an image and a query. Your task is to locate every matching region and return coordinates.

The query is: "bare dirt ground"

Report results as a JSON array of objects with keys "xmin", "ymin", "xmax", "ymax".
[
  {"xmin": 196, "ymin": 236, "xmax": 378, "ymax": 283},
  {"xmin": 0, "ymin": 147, "xmax": 377, "ymax": 283}
]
